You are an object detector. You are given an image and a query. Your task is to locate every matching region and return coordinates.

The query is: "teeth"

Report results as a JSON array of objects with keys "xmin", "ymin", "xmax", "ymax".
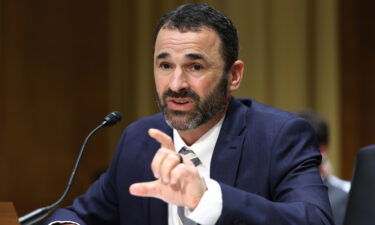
[{"xmin": 174, "ymin": 100, "xmax": 188, "ymax": 104}]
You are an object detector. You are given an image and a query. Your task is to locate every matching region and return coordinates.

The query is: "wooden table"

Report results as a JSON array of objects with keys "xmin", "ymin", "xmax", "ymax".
[{"xmin": 0, "ymin": 202, "xmax": 20, "ymax": 225}]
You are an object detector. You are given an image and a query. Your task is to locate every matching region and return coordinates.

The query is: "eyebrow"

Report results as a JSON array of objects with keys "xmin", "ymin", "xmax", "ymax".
[
  {"xmin": 185, "ymin": 53, "xmax": 203, "ymax": 60},
  {"xmin": 186, "ymin": 53, "xmax": 208, "ymax": 63},
  {"xmin": 156, "ymin": 52, "xmax": 170, "ymax": 59},
  {"xmin": 155, "ymin": 52, "xmax": 208, "ymax": 62}
]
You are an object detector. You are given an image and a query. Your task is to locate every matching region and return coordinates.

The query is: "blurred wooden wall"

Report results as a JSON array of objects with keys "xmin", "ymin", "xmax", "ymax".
[
  {"xmin": 340, "ymin": 0, "xmax": 375, "ymax": 179},
  {"xmin": 0, "ymin": 0, "xmax": 111, "ymax": 215}
]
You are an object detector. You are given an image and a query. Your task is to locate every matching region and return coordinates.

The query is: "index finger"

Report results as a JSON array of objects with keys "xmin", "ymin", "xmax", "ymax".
[{"xmin": 148, "ymin": 128, "xmax": 175, "ymax": 151}]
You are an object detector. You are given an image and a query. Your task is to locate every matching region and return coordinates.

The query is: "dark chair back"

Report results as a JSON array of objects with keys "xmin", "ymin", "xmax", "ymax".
[{"xmin": 344, "ymin": 145, "xmax": 375, "ymax": 225}]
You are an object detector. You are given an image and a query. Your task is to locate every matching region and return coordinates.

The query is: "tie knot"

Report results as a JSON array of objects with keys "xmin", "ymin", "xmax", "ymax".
[{"xmin": 178, "ymin": 147, "xmax": 201, "ymax": 167}]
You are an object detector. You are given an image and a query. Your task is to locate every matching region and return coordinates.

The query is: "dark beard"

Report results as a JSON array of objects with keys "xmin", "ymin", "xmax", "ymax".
[{"xmin": 157, "ymin": 75, "xmax": 229, "ymax": 130}]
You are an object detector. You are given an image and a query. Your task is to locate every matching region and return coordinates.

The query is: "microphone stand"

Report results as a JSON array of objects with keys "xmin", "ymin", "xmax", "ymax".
[{"xmin": 18, "ymin": 112, "xmax": 121, "ymax": 225}]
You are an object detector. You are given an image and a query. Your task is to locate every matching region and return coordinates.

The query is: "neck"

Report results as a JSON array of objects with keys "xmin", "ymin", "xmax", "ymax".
[{"xmin": 177, "ymin": 107, "xmax": 227, "ymax": 146}]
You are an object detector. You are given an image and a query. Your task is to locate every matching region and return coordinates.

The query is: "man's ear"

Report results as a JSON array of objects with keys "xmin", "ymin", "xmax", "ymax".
[{"xmin": 228, "ymin": 60, "xmax": 244, "ymax": 92}]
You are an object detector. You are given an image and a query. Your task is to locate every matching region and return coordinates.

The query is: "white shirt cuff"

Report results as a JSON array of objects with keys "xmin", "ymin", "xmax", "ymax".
[{"xmin": 185, "ymin": 178, "xmax": 222, "ymax": 225}]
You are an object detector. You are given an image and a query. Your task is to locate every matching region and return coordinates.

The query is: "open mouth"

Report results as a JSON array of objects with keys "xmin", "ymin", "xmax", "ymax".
[
  {"xmin": 172, "ymin": 99, "xmax": 189, "ymax": 104},
  {"xmin": 167, "ymin": 97, "xmax": 194, "ymax": 110}
]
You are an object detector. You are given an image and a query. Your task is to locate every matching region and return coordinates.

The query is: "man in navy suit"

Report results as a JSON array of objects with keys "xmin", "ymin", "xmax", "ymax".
[{"xmin": 45, "ymin": 3, "xmax": 333, "ymax": 225}]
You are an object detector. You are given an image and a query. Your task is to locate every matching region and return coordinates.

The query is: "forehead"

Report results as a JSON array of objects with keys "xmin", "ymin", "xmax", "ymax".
[{"xmin": 154, "ymin": 27, "xmax": 222, "ymax": 58}]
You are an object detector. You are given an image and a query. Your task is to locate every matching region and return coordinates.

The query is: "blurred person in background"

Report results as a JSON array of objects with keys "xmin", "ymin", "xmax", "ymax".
[{"xmin": 297, "ymin": 110, "xmax": 350, "ymax": 225}]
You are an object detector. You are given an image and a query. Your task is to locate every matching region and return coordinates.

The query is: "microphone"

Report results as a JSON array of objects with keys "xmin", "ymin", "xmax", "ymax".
[
  {"xmin": 102, "ymin": 111, "xmax": 122, "ymax": 127},
  {"xmin": 18, "ymin": 111, "xmax": 122, "ymax": 225}
]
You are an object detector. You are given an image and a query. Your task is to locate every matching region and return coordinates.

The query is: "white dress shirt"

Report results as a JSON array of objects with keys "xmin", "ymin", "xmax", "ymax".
[{"xmin": 169, "ymin": 117, "xmax": 224, "ymax": 225}]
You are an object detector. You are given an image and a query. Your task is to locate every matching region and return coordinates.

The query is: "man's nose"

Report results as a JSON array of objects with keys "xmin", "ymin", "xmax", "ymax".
[{"xmin": 169, "ymin": 68, "xmax": 189, "ymax": 92}]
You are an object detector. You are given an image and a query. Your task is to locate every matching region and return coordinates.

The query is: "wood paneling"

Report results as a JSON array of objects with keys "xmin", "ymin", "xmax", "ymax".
[
  {"xmin": 0, "ymin": 0, "xmax": 110, "ymax": 215},
  {"xmin": 340, "ymin": 0, "xmax": 375, "ymax": 179}
]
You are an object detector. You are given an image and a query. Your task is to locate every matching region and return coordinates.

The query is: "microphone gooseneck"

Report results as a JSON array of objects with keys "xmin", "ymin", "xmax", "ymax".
[{"xmin": 18, "ymin": 111, "xmax": 122, "ymax": 225}]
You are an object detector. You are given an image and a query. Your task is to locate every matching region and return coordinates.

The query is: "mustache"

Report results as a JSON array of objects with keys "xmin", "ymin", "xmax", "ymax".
[{"xmin": 162, "ymin": 88, "xmax": 200, "ymax": 101}]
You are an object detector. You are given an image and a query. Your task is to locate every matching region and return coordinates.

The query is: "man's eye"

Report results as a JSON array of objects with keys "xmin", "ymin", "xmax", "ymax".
[
  {"xmin": 192, "ymin": 64, "xmax": 203, "ymax": 71},
  {"xmin": 160, "ymin": 63, "xmax": 171, "ymax": 69}
]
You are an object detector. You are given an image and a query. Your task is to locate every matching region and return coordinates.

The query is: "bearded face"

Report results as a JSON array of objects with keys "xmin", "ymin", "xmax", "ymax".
[{"xmin": 157, "ymin": 74, "xmax": 229, "ymax": 130}]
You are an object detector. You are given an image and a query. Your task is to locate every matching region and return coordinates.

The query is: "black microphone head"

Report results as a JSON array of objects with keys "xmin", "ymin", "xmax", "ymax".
[{"xmin": 102, "ymin": 111, "xmax": 122, "ymax": 127}]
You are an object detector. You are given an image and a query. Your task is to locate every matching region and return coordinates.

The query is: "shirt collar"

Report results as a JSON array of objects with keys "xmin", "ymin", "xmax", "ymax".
[{"xmin": 173, "ymin": 116, "xmax": 225, "ymax": 168}]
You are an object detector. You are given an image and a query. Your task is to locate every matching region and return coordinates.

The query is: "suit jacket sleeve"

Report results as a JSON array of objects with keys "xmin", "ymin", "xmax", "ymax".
[{"xmin": 216, "ymin": 117, "xmax": 333, "ymax": 225}]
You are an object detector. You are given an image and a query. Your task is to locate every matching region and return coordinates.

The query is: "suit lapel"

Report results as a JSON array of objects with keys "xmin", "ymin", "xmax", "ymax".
[
  {"xmin": 148, "ymin": 198, "xmax": 168, "ymax": 225},
  {"xmin": 211, "ymin": 98, "xmax": 247, "ymax": 186}
]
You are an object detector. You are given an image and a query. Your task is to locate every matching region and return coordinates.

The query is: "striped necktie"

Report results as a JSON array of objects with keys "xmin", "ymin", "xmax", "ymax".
[
  {"xmin": 178, "ymin": 146, "xmax": 201, "ymax": 167},
  {"xmin": 177, "ymin": 147, "xmax": 201, "ymax": 225}
]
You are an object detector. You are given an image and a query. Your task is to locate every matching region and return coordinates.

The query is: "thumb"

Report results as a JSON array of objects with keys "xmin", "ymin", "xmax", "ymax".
[{"xmin": 129, "ymin": 181, "xmax": 159, "ymax": 198}]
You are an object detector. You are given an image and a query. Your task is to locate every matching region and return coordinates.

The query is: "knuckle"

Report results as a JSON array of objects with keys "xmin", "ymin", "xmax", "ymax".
[
  {"xmin": 159, "ymin": 147, "xmax": 169, "ymax": 154},
  {"xmin": 166, "ymin": 152, "xmax": 177, "ymax": 160}
]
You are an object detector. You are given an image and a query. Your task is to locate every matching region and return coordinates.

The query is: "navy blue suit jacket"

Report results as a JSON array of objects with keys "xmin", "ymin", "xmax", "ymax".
[{"xmin": 45, "ymin": 98, "xmax": 333, "ymax": 225}]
